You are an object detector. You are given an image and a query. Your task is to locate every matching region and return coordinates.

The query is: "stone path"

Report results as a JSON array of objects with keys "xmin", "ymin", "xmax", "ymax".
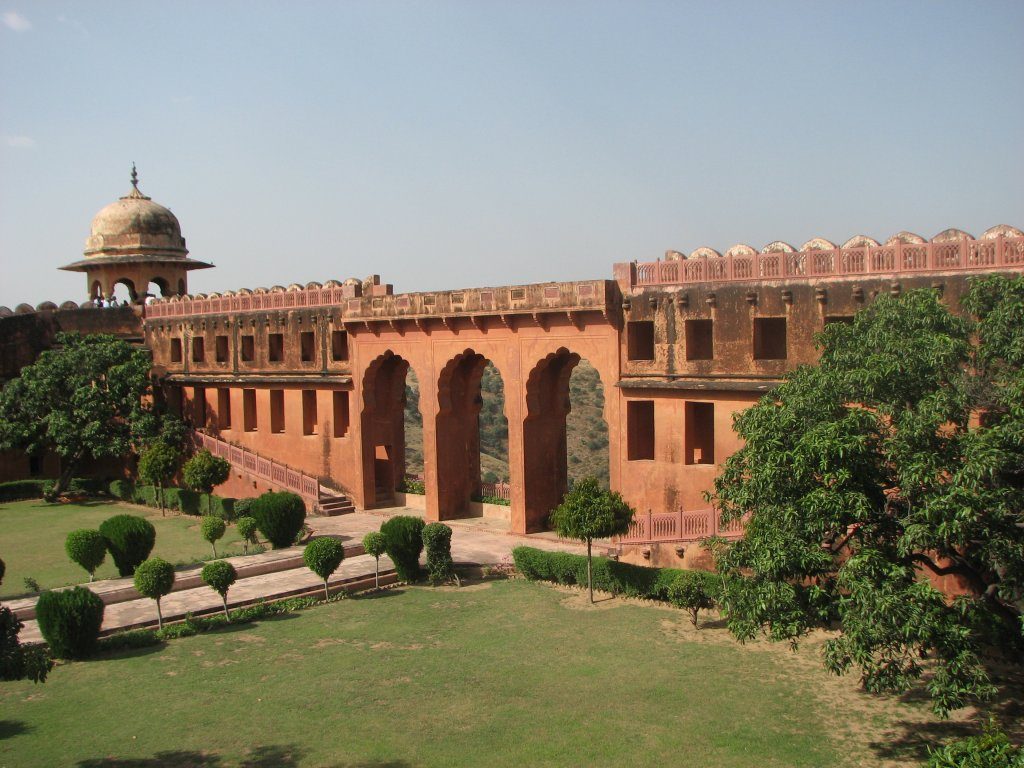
[{"xmin": 14, "ymin": 507, "xmax": 590, "ymax": 644}]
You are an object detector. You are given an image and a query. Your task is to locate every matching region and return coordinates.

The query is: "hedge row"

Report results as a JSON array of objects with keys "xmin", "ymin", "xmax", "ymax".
[
  {"xmin": 0, "ymin": 478, "xmax": 112, "ymax": 503},
  {"xmin": 511, "ymin": 546, "xmax": 685, "ymax": 601},
  {"xmin": 109, "ymin": 480, "xmax": 239, "ymax": 520}
]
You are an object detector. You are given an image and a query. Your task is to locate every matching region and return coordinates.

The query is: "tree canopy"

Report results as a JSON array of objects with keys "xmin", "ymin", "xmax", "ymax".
[
  {"xmin": 710, "ymin": 276, "xmax": 1024, "ymax": 715},
  {"xmin": 0, "ymin": 333, "xmax": 152, "ymax": 495}
]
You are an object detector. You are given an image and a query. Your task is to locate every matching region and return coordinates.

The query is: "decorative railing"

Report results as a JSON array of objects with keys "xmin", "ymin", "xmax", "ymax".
[
  {"xmin": 615, "ymin": 508, "xmax": 744, "ymax": 545},
  {"xmin": 631, "ymin": 235, "xmax": 1024, "ymax": 288},
  {"xmin": 401, "ymin": 473, "xmax": 511, "ymax": 501},
  {"xmin": 147, "ymin": 286, "xmax": 350, "ymax": 319},
  {"xmin": 192, "ymin": 430, "xmax": 320, "ymax": 502}
]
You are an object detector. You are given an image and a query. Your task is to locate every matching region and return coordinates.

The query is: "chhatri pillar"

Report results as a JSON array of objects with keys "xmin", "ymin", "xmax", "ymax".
[{"xmin": 59, "ymin": 165, "xmax": 213, "ymax": 303}]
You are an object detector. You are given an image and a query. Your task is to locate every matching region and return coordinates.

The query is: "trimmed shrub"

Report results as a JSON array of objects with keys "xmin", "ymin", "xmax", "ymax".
[
  {"xmin": 182, "ymin": 450, "xmax": 231, "ymax": 516},
  {"xmin": 380, "ymin": 516, "xmax": 425, "ymax": 582},
  {"xmin": 234, "ymin": 498, "xmax": 253, "ymax": 517},
  {"xmin": 69, "ymin": 478, "xmax": 109, "ymax": 497},
  {"xmin": 64, "ymin": 529, "xmax": 106, "ymax": 581},
  {"xmin": 163, "ymin": 487, "xmax": 181, "ymax": 511},
  {"xmin": 177, "ymin": 489, "xmax": 201, "ymax": 515},
  {"xmin": 99, "ymin": 515, "xmax": 156, "ymax": 576},
  {"xmin": 205, "ymin": 494, "xmax": 236, "ymax": 521},
  {"xmin": 35, "ymin": 586, "xmax": 105, "ymax": 659},
  {"xmin": 511, "ymin": 546, "xmax": 689, "ymax": 602},
  {"xmin": 0, "ymin": 479, "xmax": 46, "ymax": 502},
  {"xmin": 303, "ymin": 537, "xmax": 345, "ymax": 599},
  {"xmin": 422, "ymin": 522, "xmax": 456, "ymax": 585},
  {"xmin": 133, "ymin": 557, "xmax": 175, "ymax": 630},
  {"xmin": 133, "ymin": 484, "xmax": 159, "ymax": 507},
  {"xmin": 108, "ymin": 479, "xmax": 135, "ymax": 502},
  {"xmin": 927, "ymin": 721, "xmax": 1023, "ymax": 767},
  {"xmin": 667, "ymin": 570, "xmax": 718, "ymax": 627},
  {"xmin": 250, "ymin": 491, "xmax": 306, "ymax": 549},
  {"xmin": 200, "ymin": 516, "xmax": 226, "ymax": 557},
  {"xmin": 236, "ymin": 516, "xmax": 259, "ymax": 554},
  {"xmin": 362, "ymin": 531, "xmax": 387, "ymax": 589},
  {"xmin": 200, "ymin": 560, "xmax": 238, "ymax": 619}
]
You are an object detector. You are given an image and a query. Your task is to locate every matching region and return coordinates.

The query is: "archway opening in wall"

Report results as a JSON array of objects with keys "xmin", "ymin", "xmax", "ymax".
[
  {"xmin": 402, "ymin": 367, "xmax": 423, "ymax": 490},
  {"xmin": 435, "ymin": 351, "xmax": 509, "ymax": 521},
  {"xmin": 109, "ymin": 278, "xmax": 137, "ymax": 305},
  {"xmin": 146, "ymin": 277, "xmax": 171, "ymax": 301},
  {"xmin": 89, "ymin": 280, "xmax": 103, "ymax": 302},
  {"xmin": 360, "ymin": 351, "xmax": 420, "ymax": 506},
  {"xmin": 522, "ymin": 349, "xmax": 609, "ymax": 533}
]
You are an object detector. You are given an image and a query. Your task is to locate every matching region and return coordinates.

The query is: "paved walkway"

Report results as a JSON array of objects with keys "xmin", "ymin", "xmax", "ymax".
[{"xmin": 15, "ymin": 507, "xmax": 589, "ymax": 644}]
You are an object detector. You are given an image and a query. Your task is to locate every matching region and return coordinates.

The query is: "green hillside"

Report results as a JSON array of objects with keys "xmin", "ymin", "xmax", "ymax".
[{"xmin": 403, "ymin": 360, "xmax": 609, "ymax": 488}]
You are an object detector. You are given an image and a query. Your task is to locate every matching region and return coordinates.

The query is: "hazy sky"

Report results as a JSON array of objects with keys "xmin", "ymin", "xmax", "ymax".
[{"xmin": 1, "ymin": 1, "xmax": 1022, "ymax": 307}]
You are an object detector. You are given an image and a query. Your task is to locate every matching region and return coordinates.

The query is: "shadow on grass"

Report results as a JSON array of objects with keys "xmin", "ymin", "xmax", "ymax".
[
  {"xmin": 324, "ymin": 762, "xmax": 418, "ymax": 768},
  {"xmin": 353, "ymin": 588, "xmax": 405, "ymax": 601},
  {"xmin": 77, "ymin": 750, "xmax": 222, "ymax": 767},
  {"xmin": 0, "ymin": 720, "xmax": 32, "ymax": 740}
]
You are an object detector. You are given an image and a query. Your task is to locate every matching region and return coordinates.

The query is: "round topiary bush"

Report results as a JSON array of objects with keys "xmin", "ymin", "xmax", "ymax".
[
  {"xmin": 200, "ymin": 560, "xmax": 238, "ymax": 618},
  {"xmin": 380, "ymin": 515, "xmax": 425, "ymax": 582},
  {"xmin": 422, "ymin": 522, "xmax": 456, "ymax": 585},
  {"xmin": 250, "ymin": 491, "xmax": 306, "ymax": 549},
  {"xmin": 234, "ymin": 498, "xmax": 253, "ymax": 516},
  {"xmin": 362, "ymin": 531, "xmax": 387, "ymax": 589},
  {"xmin": 200, "ymin": 516, "xmax": 227, "ymax": 557},
  {"xmin": 99, "ymin": 515, "xmax": 156, "ymax": 576},
  {"xmin": 64, "ymin": 529, "xmax": 107, "ymax": 581},
  {"xmin": 236, "ymin": 516, "xmax": 259, "ymax": 553},
  {"xmin": 303, "ymin": 537, "xmax": 345, "ymax": 600},
  {"xmin": 35, "ymin": 586, "xmax": 105, "ymax": 659},
  {"xmin": 667, "ymin": 570, "xmax": 718, "ymax": 628},
  {"xmin": 133, "ymin": 557, "xmax": 175, "ymax": 629}
]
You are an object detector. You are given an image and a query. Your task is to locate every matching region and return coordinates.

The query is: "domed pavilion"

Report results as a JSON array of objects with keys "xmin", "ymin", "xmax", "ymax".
[{"xmin": 59, "ymin": 165, "xmax": 213, "ymax": 302}]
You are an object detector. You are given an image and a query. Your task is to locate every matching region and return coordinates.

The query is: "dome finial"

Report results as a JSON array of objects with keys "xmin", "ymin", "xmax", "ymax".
[{"xmin": 130, "ymin": 162, "xmax": 139, "ymax": 191}]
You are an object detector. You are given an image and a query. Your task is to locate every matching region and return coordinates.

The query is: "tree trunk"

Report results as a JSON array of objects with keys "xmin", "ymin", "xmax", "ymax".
[
  {"xmin": 158, "ymin": 482, "xmax": 165, "ymax": 516},
  {"xmin": 222, "ymin": 594, "xmax": 229, "ymax": 620},
  {"xmin": 52, "ymin": 461, "xmax": 78, "ymax": 496},
  {"xmin": 323, "ymin": 579, "xmax": 330, "ymax": 601},
  {"xmin": 212, "ymin": 542, "xmax": 217, "ymax": 558},
  {"xmin": 156, "ymin": 598, "xmax": 163, "ymax": 630},
  {"xmin": 375, "ymin": 558, "xmax": 379, "ymax": 589},
  {"xmin": 587, "ymin": 539, "xmax": 593, "ymax": 604}
]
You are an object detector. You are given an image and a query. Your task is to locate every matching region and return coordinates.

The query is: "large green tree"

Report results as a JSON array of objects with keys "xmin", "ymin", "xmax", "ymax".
[
  {"xmin": 0, "ymin": 333, "xmax": 152, "ymax": 496},
  {"xmin": 710, "ymin": 277, "xmax": 1024, "ymax": 715},
  {"xmin": 549, "ymin": 477, "xmax": 634, "ymax": 603}
]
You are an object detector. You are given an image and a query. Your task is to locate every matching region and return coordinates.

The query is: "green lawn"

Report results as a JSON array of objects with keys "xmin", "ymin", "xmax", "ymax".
[
  {"xmin": 0, "ymin": 579, "xmax": 939, "ymax": 767},
  {"xmin": 0, "ymin": 499, "xmax": 247, "ymax": 598}
]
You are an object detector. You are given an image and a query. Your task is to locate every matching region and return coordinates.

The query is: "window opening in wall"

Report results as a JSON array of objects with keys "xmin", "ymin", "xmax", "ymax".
[
  {"xmin": 331, "ymin": 330, "xmax": 348, "ymax": 361},
  {"xmin": 824, "ymin": 315, "xmax": 855, "ymax": 326},
  {"xmin": 270, "ymin": 389, "xmax": 285, "ymax": 433},
  {"xmin": 215, "ymin": 335, "xmax": 229, "ymax": 363},
  {"xmin": 192, "ymin": 336, "xmax": 205, "ymax": 363},
  {"xmin": 170, "ymin": 338, "xmax": 183, "ymax": 363},
  {"xmin": 243, "ymin": 389, "xmax": 257, "ymax": 432},
  {"xmin": 626, "ymin": 321, "xmax": 655, "ymax": 361},
  {"xmin": 684, "ymin": 402, "xmax": 715, "ymax": 465},
  {"xmin": 241, "ymin": 335, "xmax": 255, "ymax": 362},
  {"xmin": 753, "ymin": 317, "xmax": 788, "ymax": 360},
  {"xmin": 302, "ymin": 390, "xmax": 318, "ymax": 435},
  {"xmin": 685, "ymin": 319, "xmax": 714, "ymax": 360},
  {"xmin": 300, "ymin": 331, "xmax": 316, "ymax": 363},
  {"xmin": 218, "ymin": 389, "xmax": 231, "ymax": 429},
  {"xmin": 627, "ymin": 400, "xmax": 655, "ymax": 460},
  {"xmin": 332, "ymin": 391, "xmax": 350, "ymax": 437},
  {"xmin": 193, "ymin": 387, "xmax": 207, "ymax": 427},
  {"xmin": 268, "ymin": 333, "xmax": 284, "ymax": 362}
]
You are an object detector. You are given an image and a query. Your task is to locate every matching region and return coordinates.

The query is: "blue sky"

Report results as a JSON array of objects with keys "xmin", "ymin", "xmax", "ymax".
[{"xmin": 1, "ymin": 1, "xmax": 1022, "ymax": 306}]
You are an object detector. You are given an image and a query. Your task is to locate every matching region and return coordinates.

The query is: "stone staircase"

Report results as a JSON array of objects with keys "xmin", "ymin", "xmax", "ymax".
[{"xmin": 318, "ymin": 485, "xmax": 355, "ymax": 516}]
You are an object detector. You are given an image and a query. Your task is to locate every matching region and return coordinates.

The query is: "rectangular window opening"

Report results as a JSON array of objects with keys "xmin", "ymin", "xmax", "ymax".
[
  {"xmin": 685, "ymin": 319, "xmax": 714, "ymax": 361},
  {"xmin": 243, "ymin": 389, "xmax": 257, "ymax": 432},
  {"xmin": 332, "ymin": 391, "xmax": 350, "ymax": 437},
  {"xmin": 215, "ymin": 335, "xmax": 229, "ymax": 363},
  {"xmin": 331, "ymin": 330, "xmax": 349, "ymax": 362},
  {"xmin": 192, "ymin": 337, "xmax": 205, "ymax": 363},
  {"xmin": 302, "ymin": 390, "xmax": 318, "ymax": 435},
  {"xmin": 270, "ymin": 389, "xmax": 285, "ymax": 433},
  {"xmin": 217, "ymin": 389, "xmax": 232, "ymax": 430},
  {"xmin": 193, "ymin": 386, "xmax": 207, "ymax": 427},
  {"xmin": 170, "ymin": 338, "xmax": 182, "ymax": 363},
  {"xmin": 300, "ymin": 331, "xmax": 316, "ymax": 363},
  {"xmin": 626, "ymin": 321, "xmax": 655, "ymax": 361},
  {"xmin": 627, "ymin": 400, "xmax": 655, "ymax": 461},
  {"xmin": 241, "ymin": 335, "xmax": 255, "ymax": 362},
  {"xmin": 824, "ymin": 315, "xmax": 854, "ymax": 326},
  {"xmin": 753, "ymin": 317, "xmax": 788, "ymax": 360},
  {"xmin": 268, "ymin": 333, "xmax": 284, "ymax": 362},
  {"xmin": 685, "ymin": 402, "xmax": 715, "ymax": 465}
]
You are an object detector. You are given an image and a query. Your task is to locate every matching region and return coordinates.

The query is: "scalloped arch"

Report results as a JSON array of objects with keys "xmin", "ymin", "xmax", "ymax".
[{"xmin": 689, "ymin": 247, "xmax": 722, "ymax": 259}]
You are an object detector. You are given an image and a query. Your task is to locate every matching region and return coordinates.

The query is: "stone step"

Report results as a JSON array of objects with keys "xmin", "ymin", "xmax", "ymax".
[{"xmin": 319, "ymin": 495, "xmax": 355, "ymax": 516}]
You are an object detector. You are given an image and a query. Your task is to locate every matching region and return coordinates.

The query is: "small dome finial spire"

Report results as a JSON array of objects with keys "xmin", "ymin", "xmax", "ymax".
[{"xmin": 130, "ymin": 162, "xmax": 139, "ymax": 191}]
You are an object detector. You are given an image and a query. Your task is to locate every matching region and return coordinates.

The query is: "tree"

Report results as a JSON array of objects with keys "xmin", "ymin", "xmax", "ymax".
[
  {"xmin": 182, "ymin": 450, "xmax": 231, "ymax": 516},
  {"xmin": 362, "ymin": 531, "xmax": 387, "ymax": 589},
  {"xmin": 236, "ymin": 516, "xmax": 259, "ymax": 554},
  {"xmin": 200, "ymin": 516, "xmax": 226, "ymax": 558},
  {"xmin": 0, "ymin": 333, "xmax": 152, "ymax": 496},
  {"xmin": 422, "ymin": 522, "xmax": 458, "ymax": 586},
  {"xmin": 133, "ymin": 557, "xmax": 175, "ymax": 630},
  {"xmin": 710, "ymin": 279, "xmax": 1024, "ymax": 715},
  {"xmin": 0, "ymin": 557, "xmax": 52, "ymax": 682},
  {"xmin": 200, "ymin": 560, "xmax": 237, "ymax": 619},
  {"xmin": 548, "ymin": 477, "xmax": 634, "ymax": 603},
  {"xmin": 64, "ymin": 529, "xmax": 106, "ymax": 581},
  {"xmin": 137, "ymin": 442, "xmax": 180, "ymax": 514},
  {"xmin": 303, "ymin": 537, "xmax": 345, "ymax": 600},
  {"xmin": 667, "ymin": 571, "xmax": 717, "ymax": 628}
]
